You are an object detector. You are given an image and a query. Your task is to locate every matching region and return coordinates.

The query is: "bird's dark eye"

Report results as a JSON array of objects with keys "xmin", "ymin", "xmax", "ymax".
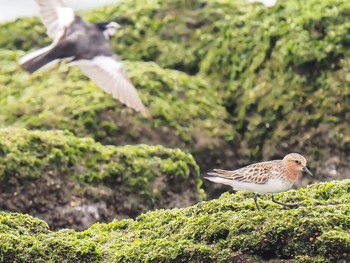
[{"xmin": 294, "ymin": 160, "xmax": 301, "ymax": 165}]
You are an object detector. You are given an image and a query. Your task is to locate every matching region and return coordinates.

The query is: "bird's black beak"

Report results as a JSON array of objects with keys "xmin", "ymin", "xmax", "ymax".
[{"xmin": 302, "ymin": 166, "xmax": 313, "ymax": 176}]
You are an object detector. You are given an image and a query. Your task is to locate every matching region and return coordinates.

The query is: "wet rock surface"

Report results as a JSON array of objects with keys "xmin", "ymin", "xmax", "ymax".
[{"xmin": 0, "ymin": 180, "xmax": 349, "ymax": 262}]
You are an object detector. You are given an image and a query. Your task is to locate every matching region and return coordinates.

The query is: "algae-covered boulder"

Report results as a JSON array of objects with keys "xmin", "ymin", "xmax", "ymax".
[
  {"xmin": 0, "ymin": 128, "xmax": 204, "ymax": 230},
  {"xmin": 0, "ymin": 0, "xmax": 349, "ymax": 182},
  {"xmin": 0, "ymin": 213, "xmax": 101, "ymax": 262},
  {"xmin": 1, "ymin": 180, "xmax": 349, "ymax": 262},
  {"xmin": 0, "ymin": 49, "xmax": 236, "ymax": 172},
  {"xmin": 103, "ymin": 0, "xmax": 350, "ymax": 181}
]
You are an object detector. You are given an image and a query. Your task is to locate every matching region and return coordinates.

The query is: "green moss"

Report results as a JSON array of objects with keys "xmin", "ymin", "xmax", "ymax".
[
  {"xmin": 0, "ymin": 49, "xmax": 235, "ymax": 171},
  {"xmin": 86, "ymin": 180, "xmax": 350, "ymax": 262},
  {"xmin": 0, "ymin": 0, "xmax": 349, "ymax": 260},
  {"xmin": 0, "ymin": 218, "xmax": 102, "ymax": 263},
  {"xmin": 0, "ymin": 212, "xmax": 49, "ymax": 235},
  {"xmin": 0, "ymin": 128, "xmax": 203, "ymax": 230},
  {"xmin": 0, "ymin": 0, "xmax": 349, "ymax": 178},
  {"xmin": 0, "ymin": 180, "xmax": 349, "ymax": 262}
]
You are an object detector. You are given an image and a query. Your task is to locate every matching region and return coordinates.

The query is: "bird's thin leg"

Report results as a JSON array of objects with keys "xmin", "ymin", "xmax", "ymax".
[
  {"xmin": 271, "ymin": 194, "xmax": 299, "ymax": 208},
  {"xmin": 254, "ymin": 194, "xmax": 260, "ymax": 211}
]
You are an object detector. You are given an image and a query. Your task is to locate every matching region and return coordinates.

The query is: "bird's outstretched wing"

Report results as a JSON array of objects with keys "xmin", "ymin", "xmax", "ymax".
[
  {"xmin": 206, "ymin": 161, "xmax": 281, "ymax": 184},
  {"xmin": 70, "ymin": 56, "xmax": 148, "ymax": 115},
  {"xmin": 36, "ymin": 0, "xmax": 75, "ymax": 39}
]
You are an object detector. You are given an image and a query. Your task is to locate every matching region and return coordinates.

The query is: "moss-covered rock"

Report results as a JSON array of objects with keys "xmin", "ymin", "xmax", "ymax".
[
  {"xmin": 0, "ymin": 0, "xmax": 349, "ymax": 184},
  {"xmin": 101, "ymin": 0, "xmax": 350, "ymax": 181},
  {"xmin": 1, "ymin": 180, "xmax": 350, "ymax": 262},
  {"xmin": 0, "ymin": 128, "xmax": 203, "ymax": 230},
  {"xmin": 0, "ymin": 212, "xmax": 101, "ymax": 262},
  {"xmin": 0, "ymin": 49, "xmax": 236, "ymax": 173}
]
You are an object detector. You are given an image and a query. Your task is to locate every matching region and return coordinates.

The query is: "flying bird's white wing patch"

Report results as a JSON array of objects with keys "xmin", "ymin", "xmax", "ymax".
[
  {"xmin": 70, "ymin": 56, "xmax": 148, "ymax": 115},
  {"xmin": 36, "ymin": 0, "xmax": 75, "ymax": 39}
]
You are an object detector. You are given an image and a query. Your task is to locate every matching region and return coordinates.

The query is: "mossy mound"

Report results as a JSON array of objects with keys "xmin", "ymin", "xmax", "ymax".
[
  {"xmin": 0, "ymin": 0, "xmax": 349, "ymax": 182},
  {"xmin": 0, "ymin": 128, "xmax": 203, "ymax": 230},
  {"xmin": 0, "ymin": 212, "xmax": 101, "ymax": 262},
  {"xmin": 0, "ymin": 49, "xmax": 236, "ymax": 172},
  {"xmin": 102, "ymin": 0, "xmax": 350, "ymax": 180},
  {"xmin": 102, "ymin": 0, "xmax": 350, "ymax": 181},
  {"xmin": 1, "ymin": 180, "xmax": 350, "ymax": 262}
]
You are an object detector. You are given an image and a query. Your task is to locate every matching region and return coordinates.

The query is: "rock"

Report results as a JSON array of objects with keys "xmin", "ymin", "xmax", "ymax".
[
  {"xmin": 0, "ymin": 49, "xmax": 236, "ymax": 176},
  {"xmin": 0, "ymin": 128, "xmax": 204, "ymax": 230},
  {"xmin": 0, "ymin": 0, "xmax": 349, "ymax": 185},
  {"xmin": 0, "ymin": 179, "xmax": 349, "ymax": 262}
]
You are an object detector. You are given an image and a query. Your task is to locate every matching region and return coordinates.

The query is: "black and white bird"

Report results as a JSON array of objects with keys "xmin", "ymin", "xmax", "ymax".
[{"xmin": 19, "ymin": 0, "xmax": 147, "ymax": 115}]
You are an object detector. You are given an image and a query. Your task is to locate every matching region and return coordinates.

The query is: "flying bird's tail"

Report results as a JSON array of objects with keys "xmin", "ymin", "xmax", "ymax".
[{"xmin": 19, "ymin": 45, "xmax": 58, "ymax": 73}]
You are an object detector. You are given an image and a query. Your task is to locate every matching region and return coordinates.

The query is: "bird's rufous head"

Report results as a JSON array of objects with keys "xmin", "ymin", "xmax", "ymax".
[{"xmin": 283, "ymin": 153, "xmax": 312, "ymax": 176}]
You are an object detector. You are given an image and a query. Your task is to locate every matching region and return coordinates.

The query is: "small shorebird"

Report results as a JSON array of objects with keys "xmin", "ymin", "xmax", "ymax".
[
  {"xmin": 19, "ymin": 0, "xmax": 147, "ymax": 115},
  {"xmin": 205, "ymin": 153, "xmax": 312, "ymax": 210}
]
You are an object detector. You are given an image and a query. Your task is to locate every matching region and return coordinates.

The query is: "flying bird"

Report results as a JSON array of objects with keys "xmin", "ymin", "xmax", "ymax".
[
  {"xmin": 19, "ymin": 0, "xmax": 147, "ymax": 115},
  {"xmin": 206, "ymin": 153, "xmax": 312, "ymax": 210}
]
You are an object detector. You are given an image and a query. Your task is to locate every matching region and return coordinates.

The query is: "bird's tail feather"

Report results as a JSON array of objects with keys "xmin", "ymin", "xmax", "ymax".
[
  {"xmin": 19, "ymin": 45, "xmax": 56, "ymax": 73},
  {"xmin": 207, "ymin": 169, "xmax": 234, "ymax": 178},
  {"xmin": 204, "ymin": 176, "xmax": 234, "ymax": 187}
]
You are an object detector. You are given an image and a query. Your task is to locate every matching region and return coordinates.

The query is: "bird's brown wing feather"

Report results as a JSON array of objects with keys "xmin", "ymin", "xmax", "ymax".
[{"xmin": 208, "ymin": 161, "xmax": 280, "ymax": 184}]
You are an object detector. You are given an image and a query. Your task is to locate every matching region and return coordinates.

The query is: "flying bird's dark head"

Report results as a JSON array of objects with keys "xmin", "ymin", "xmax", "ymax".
[{"xmin": 95, "ymin": 21, "xmax": 121, "ymax": 39}]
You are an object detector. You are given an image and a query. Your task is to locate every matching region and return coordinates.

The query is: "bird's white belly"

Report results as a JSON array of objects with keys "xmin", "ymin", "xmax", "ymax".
[{"xmin": 229, "ymin": 178, "xmax": 292, "ymax": 194}]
